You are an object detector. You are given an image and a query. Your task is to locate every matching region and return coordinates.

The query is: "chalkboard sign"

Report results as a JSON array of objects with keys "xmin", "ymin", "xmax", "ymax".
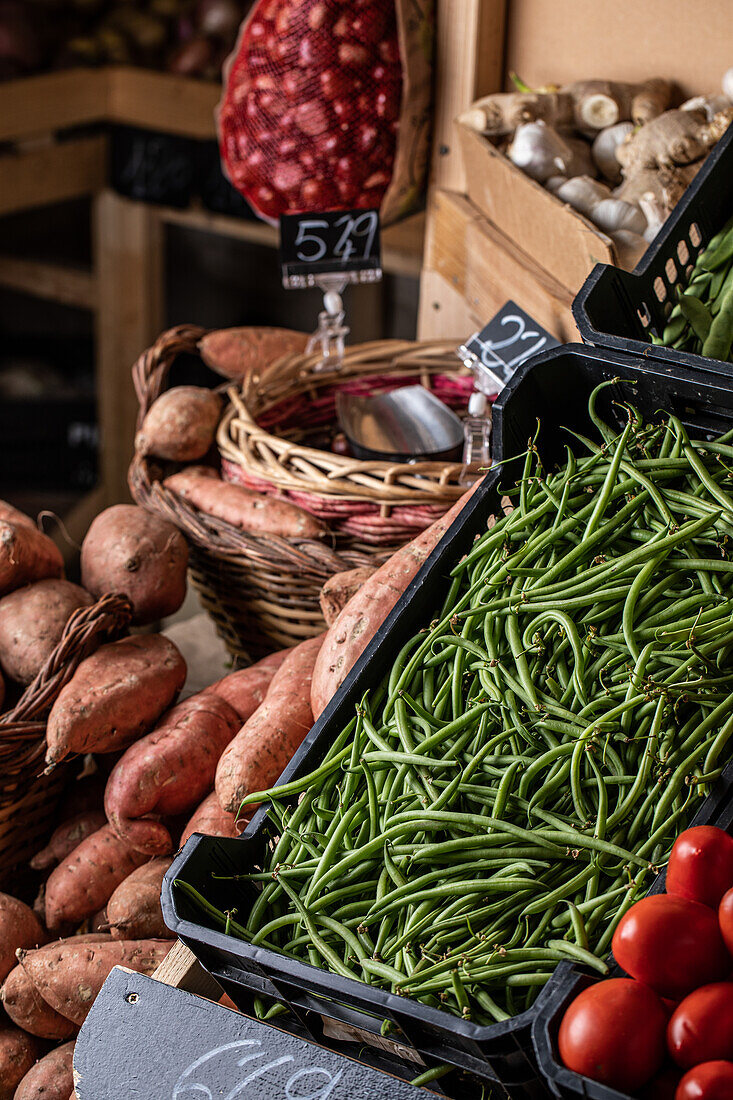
[
  {"xmin": 280, "ymin": 210, "xmax": 382, "ymax": 288},
  {"xmin": 74, "ymin": 968, "xmax": 429, "ymax": 1099},
  {"xmin": 111, "ymin": 126, "xmax": 196, "ymax": 209},
  {"xmin": 458, "ymin": 301, "xmax": 560, "ymax": 392}
]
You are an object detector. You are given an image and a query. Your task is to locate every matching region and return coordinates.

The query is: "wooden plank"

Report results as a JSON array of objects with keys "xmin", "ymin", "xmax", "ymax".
[
  {"xmin": 0, "ymin": 255, "xmax": 96, "ymax": 310},
  {"xmin": 0, "ymin": 135, "xmax": 107, "ymax": 219},
  {"xmin": 93, "ymin": 190, "xmax": 165, "ymax": 507},
  {"xmin": 431, "ymin": 0, "xmax": 507, "ymax": 191},
  {"xmin": 0, "ymin": 69, "xmax": 106, "ymax": 143},
  {"xmin": 106, "ymin": 67, "xmax": 219, "ymax": 139},
  {"xmin": 417, "ymin": 267, "xmax": 476, "ymax": 341},
  {"xmin": 423, "ymin": 188, "xmax": 480, "ymax": 296},
  {"xmin": 153, "ymin": 940, "xmax": 224, "ymax": 1001}
]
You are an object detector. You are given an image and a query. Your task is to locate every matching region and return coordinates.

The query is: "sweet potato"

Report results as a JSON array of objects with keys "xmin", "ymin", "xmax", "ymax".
[
  {"xmin": 198, "ymin": 326, "xmax": 308, "ymax": 380},
  {"xmin": 15, "ymin": 1040, "xmax": 74, "ymax": 1100},
  {"xmin": 319, "ymin": 566, "xmax": 377, "ymax": 626},
  {"xmin": 30, "ymin": 811, "xmax": 107, "ymax": 872},
  {"xmin": 105, "ymin": 693, "xmax": 240, "ymax": 854},
  {"xmin": 136, "ymin": 386, "xmax": 222, "ymax": 462},
  {"xmin": 1, "ymin": 962, "xmax": 76, "ymax": 1039},
  {"xmin": 0, "ymin": 580, "xmax": 93, "ymax": 684},
  {"xmin": 164, "ymin": 468, "xmax": 326, "ymax": 540},
  {"xmin": 20, "ymin": 938, "xmax": 172, "ymax": 1025},
  {"xmin": 0, "ymin": 500, "xmax": 34, "ymax": 529},
  {"xmin": 106, "ymin": 858, "xmax": 172, "ymax": 939},
  {"xmin": 0, "ymin": 1026, "xmax": 38, "ymax": 1099},
  {"xmin": 203, "ymin": 647, "xmax": 292, "ymax": 720},
  {"xmin": 0, "ymin": 893, "xmax": 47, "ymax": 984},
  {"xmin": 45, "ymin": 634, "xmax": 186, "ymax": 767},
  {"xmin": 180, "ymin": 790, "xmax": 246, "ymax": 845},
  {"xmin": 311, "ymin": 486, "xmax": 481, "ymax": 717},
  {"xmin": 44, "ymin": 825, "xmax": 154, "ymax": 931},
  {"xmin": 80, "ymin": 505, "xmax": 188, "ymax": 626},
  {"xmin": 0, "ymin": 521, "xmax": 63, "ymax": 598},
  {"xmin": 216, "ymin": 634, "xmax": 323, "ymax": 813},
  {"xmin": 0, "ymin": 668, "xmax": 4, "ymax": 711}
]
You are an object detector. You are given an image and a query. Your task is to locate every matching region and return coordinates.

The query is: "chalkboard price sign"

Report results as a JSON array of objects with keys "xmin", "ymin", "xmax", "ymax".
[
  {"xmin": 280, "ymin": 210, "xmax": 382, "ymax": 288},
  {"xmin": 459, "ymin": 301, "xmax": 560, "ymax": 392}
]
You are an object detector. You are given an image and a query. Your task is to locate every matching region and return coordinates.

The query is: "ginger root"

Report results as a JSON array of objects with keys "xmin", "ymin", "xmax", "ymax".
[
  {"xmin": 616, "ymin": 108, "xmax": 723, "ymax": 173},
  {"xmin": 458, "ymin": 92, "xmax": 573, "ymax": 137},
  {"xmin": 615, "ymin": 163, "xmax": 703, "ymax": 219}
]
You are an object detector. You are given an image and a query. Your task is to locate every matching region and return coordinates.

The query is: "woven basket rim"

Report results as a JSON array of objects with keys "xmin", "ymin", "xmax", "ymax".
[{"xmin": 217, "ymin": 339, "xmax": 471, "ymax": 505}]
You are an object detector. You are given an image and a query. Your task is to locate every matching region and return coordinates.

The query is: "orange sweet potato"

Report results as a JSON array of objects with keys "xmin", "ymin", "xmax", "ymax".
[
  {"xmin": 106, "ymin": 858, "xmax": 173, "ymax": 940},
  {"xmin": 0, "ymin": 893, "xmax": 47, "ymax": 984},
  {"xmin": 105, "ymin": 693, "xmax": 240, "ymax": 854},
  {"xmin": 15, "ymin": 1040, "xmax": 74, "ymax": 1100},
  {"xmin": 0, "ymin": 521, "xmax": 63, "ymax": 598},
  {"xmin": 311, "ymin": 486, "xmax": 480, "ymax": 717},
  {"xmin": 20, "ymin": 938, "xmax": 172, "ymax": 1025},
  {"xmin": 0, "ymin": 1026, "xmax": 39, "ymax": 1099},
  {"xmin": 164, "ymin": 468, "xmax": 326, "ymax": 540},
  {"xmin": 1, "ymin": 962, "xmax": 76, "ymax": 1039},
  {"xmin": 203, "ymin": 647, "xmax": 292, "ymax": 720},
  {"xmin": 180, "ymin": 790, "xmax": 246, "ymax": 845},
  {"xmin": 45, "ymin": 634, "xmax": 186, "ymax": 767},
  {"xmin": 0, "ymin": 580, "xmax": 93, "ymax": 684},
  {"xmin": 215, "ymin": 634, "xmax": 323, "ymax": 813},
  {"xmin": 0, "ymin": 500, "xmax": 34, "ymax": 529},
  {"xmin": 80, "ymin": 505, "xmax": 188, "ymax": 625},
  {"xmin": 136, "ymin": 386, "xmax": 222, "ymax": 462},
  {"xmin": 44, "ymin": 825, "xmax": 153, "ymax": 931},
  {"xmin": 30, "ymin": 811, "xmax": 107, "ymax": 872},
  {"xmin": 319, "ymin": 565, "xmax": 378, "ymax": 626},
  {"xmin": 198, "ymin": 326, "xmax": 308, "ymax": 379}
]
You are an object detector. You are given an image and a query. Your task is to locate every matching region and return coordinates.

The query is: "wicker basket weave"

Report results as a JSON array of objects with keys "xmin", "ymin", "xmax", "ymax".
[{"xmin": 0, "ymin": 592, "xmax": 131, "ymax": 889}]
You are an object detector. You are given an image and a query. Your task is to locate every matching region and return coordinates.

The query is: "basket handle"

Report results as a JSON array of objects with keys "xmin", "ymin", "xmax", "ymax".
[{"xmin": 132, "ymin": 324, "xmax": 209, "ymax": 429}]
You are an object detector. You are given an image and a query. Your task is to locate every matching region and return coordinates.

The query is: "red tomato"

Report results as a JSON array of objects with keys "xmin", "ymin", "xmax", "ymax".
[
  {"xmin": 558, "ymin": 978, "xmax": 667, "ymax": 1093},
  {"xmin": 675, "ymin": 1061, "xmax": 733, "ymax": 1099},
  {"xmin": 719, "ymin": 888, "xmax": 733, "ymax": 957},
  {"xmin": 612, "ymin": 895, "xmax": 730, "ymax": 998},
  {"xmin": 667, "ymin": 983, "xmax": 733, "ymax": 1068},
  {"xmin": 667, "ymin": 827, "xmax": 733, "ymax": 909}
]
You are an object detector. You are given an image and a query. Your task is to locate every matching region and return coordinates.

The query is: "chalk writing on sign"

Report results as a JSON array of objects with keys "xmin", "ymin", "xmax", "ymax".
[{"xmin": 172, "ymin": 1038, "xmax": 344, "ymax": 1100}]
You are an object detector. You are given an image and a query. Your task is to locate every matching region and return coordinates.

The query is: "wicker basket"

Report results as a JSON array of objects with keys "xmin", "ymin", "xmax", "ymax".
[
  {"xmin": 0, "ymin": 593, "xmax": 132, "ymax": 889},
  {"xmin": 129, "ymin": 328, "xmax": 472, "ymax": 661}
]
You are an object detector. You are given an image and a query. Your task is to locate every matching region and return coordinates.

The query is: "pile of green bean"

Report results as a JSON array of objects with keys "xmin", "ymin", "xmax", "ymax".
[
  {"xmin": 653, "ymin": 212, "xmax": 733, "ymax": 361},
  {"xmin": 179, "ymin": 382, "xmax": 733, "ymax": 1026}
]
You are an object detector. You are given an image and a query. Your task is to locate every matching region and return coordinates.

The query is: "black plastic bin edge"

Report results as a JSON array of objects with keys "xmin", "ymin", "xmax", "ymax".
[
  {"xmin": 573, "ymin": 118, "xmax": 733, "ymax": 375},
  {"xmin": 531, "ymin": 770, "xmax": 733, "ymax": 1100},
  {"xmin": 162, "ymin": 343, "xmax": 733, "ymax": 1089}
]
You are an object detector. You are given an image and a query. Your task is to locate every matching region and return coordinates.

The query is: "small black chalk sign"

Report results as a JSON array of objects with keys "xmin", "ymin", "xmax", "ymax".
[
  {"xmin": 280, "ymin": 210, "xmax": 382, "ymax": 288},
  {"xmin": 459, "ymin": 301, "xmax": 560, "ymax": 391}
]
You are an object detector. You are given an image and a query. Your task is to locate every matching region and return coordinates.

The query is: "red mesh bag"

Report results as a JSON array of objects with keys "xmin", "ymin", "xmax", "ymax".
[{"xmin": 218, "ymin": 0, "xmax": 433, "ymax": 224}]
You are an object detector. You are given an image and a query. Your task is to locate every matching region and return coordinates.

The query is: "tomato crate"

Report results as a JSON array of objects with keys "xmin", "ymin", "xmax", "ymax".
[
  {"xmin": 162, "ymin": 343, "xmax": 733, "ymax": 1097},
  {"xmin": 530, "ymin": 772, "xmax": 733, "ymax": 1100},
  {"xmin": 573, "ymin": 119, "xmax": 733, "ymax": 374}
]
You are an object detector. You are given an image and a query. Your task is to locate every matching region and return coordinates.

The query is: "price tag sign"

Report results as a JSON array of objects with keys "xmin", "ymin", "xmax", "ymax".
[
  {"xmin": 280, "ymin": 209, "xmax": 382, "ymax": 289},
  {"xmin": 458, "ymin": 301, "xmax": 560, "ymax": 392}
]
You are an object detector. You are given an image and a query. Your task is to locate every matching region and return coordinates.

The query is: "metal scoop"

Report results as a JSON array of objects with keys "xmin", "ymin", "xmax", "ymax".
[{"xmin": 336, "ymin": 386, "xmax": 464, "ymax": 462}]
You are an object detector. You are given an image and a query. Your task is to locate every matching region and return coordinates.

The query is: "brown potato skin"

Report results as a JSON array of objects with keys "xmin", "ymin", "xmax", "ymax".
[
  {"xmin": 180, "ymin": 789, "xmax": 244, "ymax": 845},
  {"xmin": 216, "ymin": 635, "xmax": 323, "ymax": 813},
  {"xmin": 107, "ymin": 858, "xmax": 173, "ymax": 940},
  {"xmin": 45, "ymin": 634, "xmax": 187, "ymax": 767},
  {"xmin": 0, "ymin": 1026, "xmax": 39, "ymax": 1099},
  {"xmin": 30, "ymin": 810, "xmax": 107, "ymax": 872},
  {"xmin": 104, "ymin": 694, "xmax": 240, "ymax": 855},
  {"xmin": 319, "ymin": 566, "xmax": 377, "ymax": 626},
  {"xmin": 0, "ymin": 500, "xmax": 34, "ymax": 529},
  {"xmin": 198, "ymin": 326, "xmax": 308, "ymax": 379},
  {"xmin": 136, "ymin": 386, "xmax": 222, "ymax": 462},
  {"xmin": 80, "ymin": 505, "xmax": 188, "ymax": 625},
  {"xmin": 0, "ymin": 522, "xmax": 63, "ymax": 598},
  {"xmin": 0, "ymin": 580, "xmax": 93, "ymax": 684},
  {"xmin": 203, "ymin": 647, "xmax": 292, "ymax": 720},
  {"xmin": 164, "ymin": 469, "xmax": 326, "ymax": 540},
  {"xmin": 15, "ymin": 1040, "xmax": 75, "ymax": 1100},
  {"xmin": 1, "ymin": 963, "xmax": 76, "ymax": 1039},
  {"xmin": 44, "ymin": 825, "xmax": 155, "ymax": 931},
  {"xmin": 0, "ymin": 893, "xmax": 47, "ymax": 985}
]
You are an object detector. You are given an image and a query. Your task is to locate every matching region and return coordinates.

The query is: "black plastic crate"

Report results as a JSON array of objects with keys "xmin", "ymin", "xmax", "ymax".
[
  {"xmin": 573, "ymin": 119, "xmax": 733, "ymax": 372},
  {"xmin": 531, "ymin": 772, "xmax": 733, "ymax": 1100},
  {"xmin": 162, "ymin": 343, "xmax": 733, "ymax": 1092}
]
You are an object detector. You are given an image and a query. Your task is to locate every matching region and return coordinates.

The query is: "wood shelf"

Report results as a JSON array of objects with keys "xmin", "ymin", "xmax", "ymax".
[{"xmin": 0, "ymin": 255, "xmax": 96, "ymax": 310}]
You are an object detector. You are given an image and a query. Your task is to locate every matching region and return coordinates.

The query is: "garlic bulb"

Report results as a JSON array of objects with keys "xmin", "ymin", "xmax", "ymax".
[
  {"xmin": 591, "ymin": 198, "xmax": 647, "ymax": 236},
  {"xmin": 681, "ymin": 93, "xmax": 732, "ymax": 120},
  {"xmin": 592, "ymin": 122, "xmax": 634, "ymax": 182},
  {"xmin": 554, "ymin": 176, "xmax": 612, "ymax": 217},
  {"xmin": 545, "ymin": 175, "xmax": 569, "ymax": 194},
  {"xmin": 722, "ymin": 66, "xmax": 733, "ymax": 102},
  {"xmin": 638, "ymin": 193, "xmax": 666, "ymax": 243},
  {"xmin": 507, "ymin": 121, "xmax": 572, "ymax": 182}
]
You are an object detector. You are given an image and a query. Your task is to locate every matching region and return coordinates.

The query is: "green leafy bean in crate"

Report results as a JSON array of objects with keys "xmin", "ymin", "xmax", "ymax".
[
  {"xmin": 178, "ymin": 381, "xmax": 733, "ymax": 1025},
  {"xmin": 654, "ymin": 213, "xmax": 733, "ymax": 360}
]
